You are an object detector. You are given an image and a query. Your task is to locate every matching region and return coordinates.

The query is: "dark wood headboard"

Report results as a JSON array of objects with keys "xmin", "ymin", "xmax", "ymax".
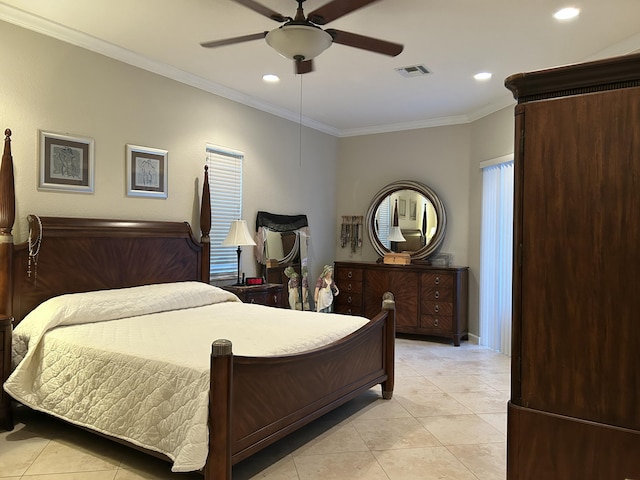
[{"xmin": 0, "ymin": 129, "xmax": 212, "ymax": 324}]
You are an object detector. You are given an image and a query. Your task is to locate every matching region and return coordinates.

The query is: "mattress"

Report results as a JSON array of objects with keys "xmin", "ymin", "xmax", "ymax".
[{"xmin": 3, "ymin": 282, "xmax": 369, "ymax": 472}]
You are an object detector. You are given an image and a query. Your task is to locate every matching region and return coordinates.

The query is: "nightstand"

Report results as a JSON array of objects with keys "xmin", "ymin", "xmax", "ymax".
[
  {"xmin": 0, "ymin": 315, "xmax": 13, "ymax": 431},
  {"xmin": 221, "ymin": 283, "xmax": 283, "ymax": 307}
]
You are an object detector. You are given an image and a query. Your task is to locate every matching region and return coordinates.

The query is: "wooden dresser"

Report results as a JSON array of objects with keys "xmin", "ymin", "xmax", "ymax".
[
  {"xmin": 0, "ymin": 315, "xmax": 12, "ymax": 431},
  {"xmin": 221, "ymin": 283, "xmax": 283, "ymax": 307},
  {"xmin": 334, "ymin": 261, "xmax": 468, "ymax": 346},
  {"xmin": 505, "ymin": 53, "xmax": 640, "ymax": 479}
]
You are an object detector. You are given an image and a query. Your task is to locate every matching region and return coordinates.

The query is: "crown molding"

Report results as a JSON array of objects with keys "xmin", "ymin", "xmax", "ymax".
[{"xmin": 0, "ymin": 3, "xmax": 341, "ymax": 136}]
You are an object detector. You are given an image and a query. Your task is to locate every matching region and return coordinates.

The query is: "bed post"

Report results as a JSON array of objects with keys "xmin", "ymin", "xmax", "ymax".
[
  {"xmin": 0, "ymin": 128, "xmax": 15, "ymax": 431},
  {"xmin": 0, "ymin": 129, "xmax": 15, "ymax": 317},
  {"xmin": 200, "ymin": 165, "xmax": 211, "ymax": 283},
  {"xmin": 206, "ymin": 338, "xmax": 233, "ymax": 480},
  {"xmin": 382, "ymin": 292, "xmax": 396, "ymax": 400}
]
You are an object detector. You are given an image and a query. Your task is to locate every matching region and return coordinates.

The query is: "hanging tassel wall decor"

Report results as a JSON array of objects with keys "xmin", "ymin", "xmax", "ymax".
[{"xmin": 340, "ymin": 216, "xmax": 363, "ymax": 252}]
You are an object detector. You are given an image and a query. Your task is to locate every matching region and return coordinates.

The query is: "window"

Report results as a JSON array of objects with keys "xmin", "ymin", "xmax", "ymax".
[
  {"xmin": 377, "ymin": 196, "xmax": 391, "ymax": 249},
  {"xmin": 206, "ymin": 144, "xmax": 244, "ymax": 280},
  {"xmin": 479, "ymin": 156, "xmax": 514, "ymax": 355}
]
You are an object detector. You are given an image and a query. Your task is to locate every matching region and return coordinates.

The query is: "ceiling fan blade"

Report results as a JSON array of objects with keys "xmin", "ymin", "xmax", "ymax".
[
  {"xmin": 326, "ymin": 29, "xmax": 403, "ymax": 56},
  {"xmin": 200, "ymin": 32, "xmax": 267, "ymax": 48},
  {"xmin": 295, "ymin": 59, "xmax": 314, "ymax": 75},
  {"xmin": 307, "ymin": 0, "xmax": 380, "ymax": 25},
  {"xmin": 233, "ymin": 0, "xmax": 288, "ymax": 22}
]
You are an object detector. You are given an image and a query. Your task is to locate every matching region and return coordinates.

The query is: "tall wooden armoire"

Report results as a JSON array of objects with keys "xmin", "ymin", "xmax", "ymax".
[{"xmin": 505, "ymin": 53, "xmax": 640, "ymax": 479}]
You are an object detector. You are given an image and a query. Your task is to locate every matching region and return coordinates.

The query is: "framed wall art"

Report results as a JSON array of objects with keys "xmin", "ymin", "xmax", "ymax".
[
  {"xmin": 126, "ymin": 144, "xmax": 168, "ymax": 198},
  {"xmin": 398, "ymin": 198, "xmax": 407, "ymax": 218},
  {"xmin": 39, "ymin": 131, "xmax": 95, "ymax": 193},
  {"xmin": 410, "ymin": 199, "xmax": 417, "ymax": 220}
]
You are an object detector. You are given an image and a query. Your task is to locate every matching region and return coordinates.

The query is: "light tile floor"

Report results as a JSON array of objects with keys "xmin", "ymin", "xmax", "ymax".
[{"xmin": 0, "ymin": 338, "xmax": 510, "ymax": 479}]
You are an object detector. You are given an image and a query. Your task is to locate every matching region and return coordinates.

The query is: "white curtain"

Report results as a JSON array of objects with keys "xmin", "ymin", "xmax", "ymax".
[{"xmin": 480, "ymin": 160, "xmax": 514, "ymax": 355}]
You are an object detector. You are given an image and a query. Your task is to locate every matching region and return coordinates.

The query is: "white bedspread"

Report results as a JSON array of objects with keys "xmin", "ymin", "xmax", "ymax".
[{"xmin": 4, "ymin": 282, "xmax": 369, "ymax": 472}]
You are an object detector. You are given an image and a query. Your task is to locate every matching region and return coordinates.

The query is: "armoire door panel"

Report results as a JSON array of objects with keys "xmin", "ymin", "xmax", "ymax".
[{"xmin": 519, "ymin": 87, "xmax": 640, "ymax": 431}]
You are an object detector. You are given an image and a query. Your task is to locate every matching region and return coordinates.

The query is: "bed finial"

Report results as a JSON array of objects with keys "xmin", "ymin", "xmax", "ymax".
[
  {"xmin": 0, "ymin": 127, "xmax": 15, "ymax": 236},
  {"xmin": 200, "ymin": 165, "xmax": 211, "ymax": 283},
  {"xmin": 200, "ymin": 165, "xmax": 211, "ymax": 240}
]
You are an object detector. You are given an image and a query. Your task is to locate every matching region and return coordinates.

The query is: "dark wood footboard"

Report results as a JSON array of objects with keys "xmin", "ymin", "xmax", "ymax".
[{"xmin": 207, "ymin": 294, "xmax": 396, "ymax": 480}]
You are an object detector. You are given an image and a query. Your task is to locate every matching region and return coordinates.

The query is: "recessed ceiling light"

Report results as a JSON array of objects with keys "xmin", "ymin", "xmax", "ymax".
[
  {"xmin": 262, "ymin": 74, "xmax": 280, "ymax": 83},
  {"xmin": 474, "ymin": 72, "xmax": 492, "ymax": 81},
  {"xmin": 553, "ymin": 7, "xmax": 580, "ymax": 20}
]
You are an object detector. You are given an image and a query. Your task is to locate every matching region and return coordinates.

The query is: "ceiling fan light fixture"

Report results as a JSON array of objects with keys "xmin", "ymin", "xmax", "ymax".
[{"xmin": 266, "ymin": 24, "xmax": 333, "ymax": 61}]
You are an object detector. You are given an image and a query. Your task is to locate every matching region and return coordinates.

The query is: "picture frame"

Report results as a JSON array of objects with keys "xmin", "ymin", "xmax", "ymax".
[
  {"xmin": 399, "ymin": 198, "xmax": 407, "ymax": 218},
  {"xmin": 410, "ymin": 199, "xmax": 417, "ymax": 220},
  {"xmin": 39, "ymin": 131, "xmax": 95, "ymax": 193},
  {"xmin": 126, "ymin": 144, "xmax": 168, "ymax": 198}
]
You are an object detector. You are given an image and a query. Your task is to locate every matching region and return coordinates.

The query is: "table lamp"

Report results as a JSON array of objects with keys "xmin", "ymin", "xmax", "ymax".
[{"xmin": 222, "ymin": 219, "xmax": 256, "ymax": 286}]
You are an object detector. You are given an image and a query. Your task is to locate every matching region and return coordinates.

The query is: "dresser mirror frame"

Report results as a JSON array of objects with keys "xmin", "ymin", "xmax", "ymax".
[{"xmin": 365, "ymin": 180, "xmax": 447, "ymax": 260}]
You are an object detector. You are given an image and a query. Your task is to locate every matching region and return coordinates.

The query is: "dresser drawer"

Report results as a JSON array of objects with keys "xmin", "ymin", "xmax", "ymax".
[
  {"xmin": 221, "ymin": 284, "xmax": 283, "ymax": 308},
  {"xmin": 421, "ymin": 301, "xmax": 454, "ymax": 316},
  {"xmin": 333, "ymin": 303, "xmax": 363, "ymax": 315},
  {"xmin": 341, "ymin": 279, "xmax": 363, "ymax": 295},
  {"xmin": 422, "ymin": 285, "xmax": 453, "ymax": 302},
  {"xmin": 422, "ymin": 273, "xmax": 454, "ymax": 289},
  {"xmin": 335, "ymin": 292, "xmax": 362, "ymax": 309},
  {"xmin": 420, "ymin": 315, "xmax": 453, "ymax": 333},
  {"xmin": 335, "ymin": 266, "xmax": 363, "ymax": 283},
  {"xmin": 244, "ymin": 291, "xmax": 281, "ymax": 307}
]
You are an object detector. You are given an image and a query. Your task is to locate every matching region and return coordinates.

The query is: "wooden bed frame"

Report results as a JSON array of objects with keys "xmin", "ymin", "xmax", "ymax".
[{"xmin": 0, "ymin": 129, "xmax": 396, "ymax": 479}]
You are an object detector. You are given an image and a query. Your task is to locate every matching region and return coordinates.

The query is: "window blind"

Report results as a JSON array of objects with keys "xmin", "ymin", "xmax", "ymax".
[{"xmin": 206, "ymin": 144, "xmax": 244, "ymax": 280}]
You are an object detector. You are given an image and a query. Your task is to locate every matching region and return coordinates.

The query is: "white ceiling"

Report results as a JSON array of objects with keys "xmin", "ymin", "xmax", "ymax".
[{"xmin": 2, "ymin": 0, "xmax": 640, "ymax": 137}]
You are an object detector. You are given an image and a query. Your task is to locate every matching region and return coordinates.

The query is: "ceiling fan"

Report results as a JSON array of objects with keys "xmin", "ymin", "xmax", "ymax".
[{"xmin": 200, "ymin": 0, "xmax": 404, "ymax": 74}]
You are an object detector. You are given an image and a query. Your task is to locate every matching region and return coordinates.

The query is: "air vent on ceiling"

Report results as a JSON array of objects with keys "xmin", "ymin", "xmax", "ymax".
[{"xmin": 395, "ymin": 64, "xmax": 431, "ymax": 78}]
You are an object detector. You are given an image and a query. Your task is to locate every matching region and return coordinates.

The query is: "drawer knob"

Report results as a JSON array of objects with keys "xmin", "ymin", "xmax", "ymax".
[
  {"xmin": 435, "ymin": 276, "xmax": 440, "ymax": 285},
  {"xmin": 347, "ymin": 271, "xmax": 353, "ymax": 279},
  {"xmin": 347, "ymin": 295, "xmax": 353, "ymax": 304},
  {"xmin": 273, "ymin": 295, "xmax": 278, "ymax": 304},
  {"xmin": 347, "ymin": 283, "xmax": 353, "ymax": 291},
  {"xmin": 434, "ymin": 304, "xmax": 440, "ymax": 313},
  {"xmin": 434, "ymin": 318, "xmax": 439, "ymax": 327},
  {"xmin": 434, "ymin": 291, "xmax": 440, "ymax": 299}
]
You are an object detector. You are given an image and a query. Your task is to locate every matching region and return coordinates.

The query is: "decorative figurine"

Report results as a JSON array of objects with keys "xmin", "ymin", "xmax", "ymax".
[
  {"xmin": 315, "ymin": 264, "xmax": 339, "ymax": 313},
  {"xmin": 284, "ymin": 266, "xmax": 302, "ymax": 310}
]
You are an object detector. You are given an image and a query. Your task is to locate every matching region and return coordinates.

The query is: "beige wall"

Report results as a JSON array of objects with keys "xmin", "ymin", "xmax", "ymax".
[
  {"xmin": 2, "ymin": 20, "xmax": 517, "ymax": 338},
  {"xmin": 335, "ymin": 125, "xmax": 473, "ymax": 263},
  {"xmin": 0, "ymin": 21, "xmax": 338, "ymax": 281}
]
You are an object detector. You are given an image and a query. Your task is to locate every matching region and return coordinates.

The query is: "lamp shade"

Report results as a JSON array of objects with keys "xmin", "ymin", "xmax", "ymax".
[
  {"xmin": 266, "ymin": 24, "xmax": 333, "ymax": 61},
  {"xmin": 388, "ymin": 226, "xmax": 406, "ymax": 242},
  {"xmin": 222, "ymin": 220, "xmax": 256, "ymax": 247},
  {"xmin": 388, "ymin": 198, "xmax": 406, "ymax": 242}
]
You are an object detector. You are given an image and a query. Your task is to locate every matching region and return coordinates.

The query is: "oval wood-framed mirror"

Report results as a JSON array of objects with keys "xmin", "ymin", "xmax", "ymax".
[{"xmin": 365, "ymin": 180, "xmax": 447, "ymax": 260}]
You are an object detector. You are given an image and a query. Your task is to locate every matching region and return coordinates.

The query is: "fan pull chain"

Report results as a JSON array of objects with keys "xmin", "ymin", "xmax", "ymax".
[{"xmin": 299, "ymin": 74, "xmax": 303, "ymax": 168}]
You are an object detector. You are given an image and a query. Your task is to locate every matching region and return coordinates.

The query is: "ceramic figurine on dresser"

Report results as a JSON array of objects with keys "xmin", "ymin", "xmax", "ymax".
[{"xmin": 315, "ymin": 265, "xmax": 340, "ymax": 313}]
